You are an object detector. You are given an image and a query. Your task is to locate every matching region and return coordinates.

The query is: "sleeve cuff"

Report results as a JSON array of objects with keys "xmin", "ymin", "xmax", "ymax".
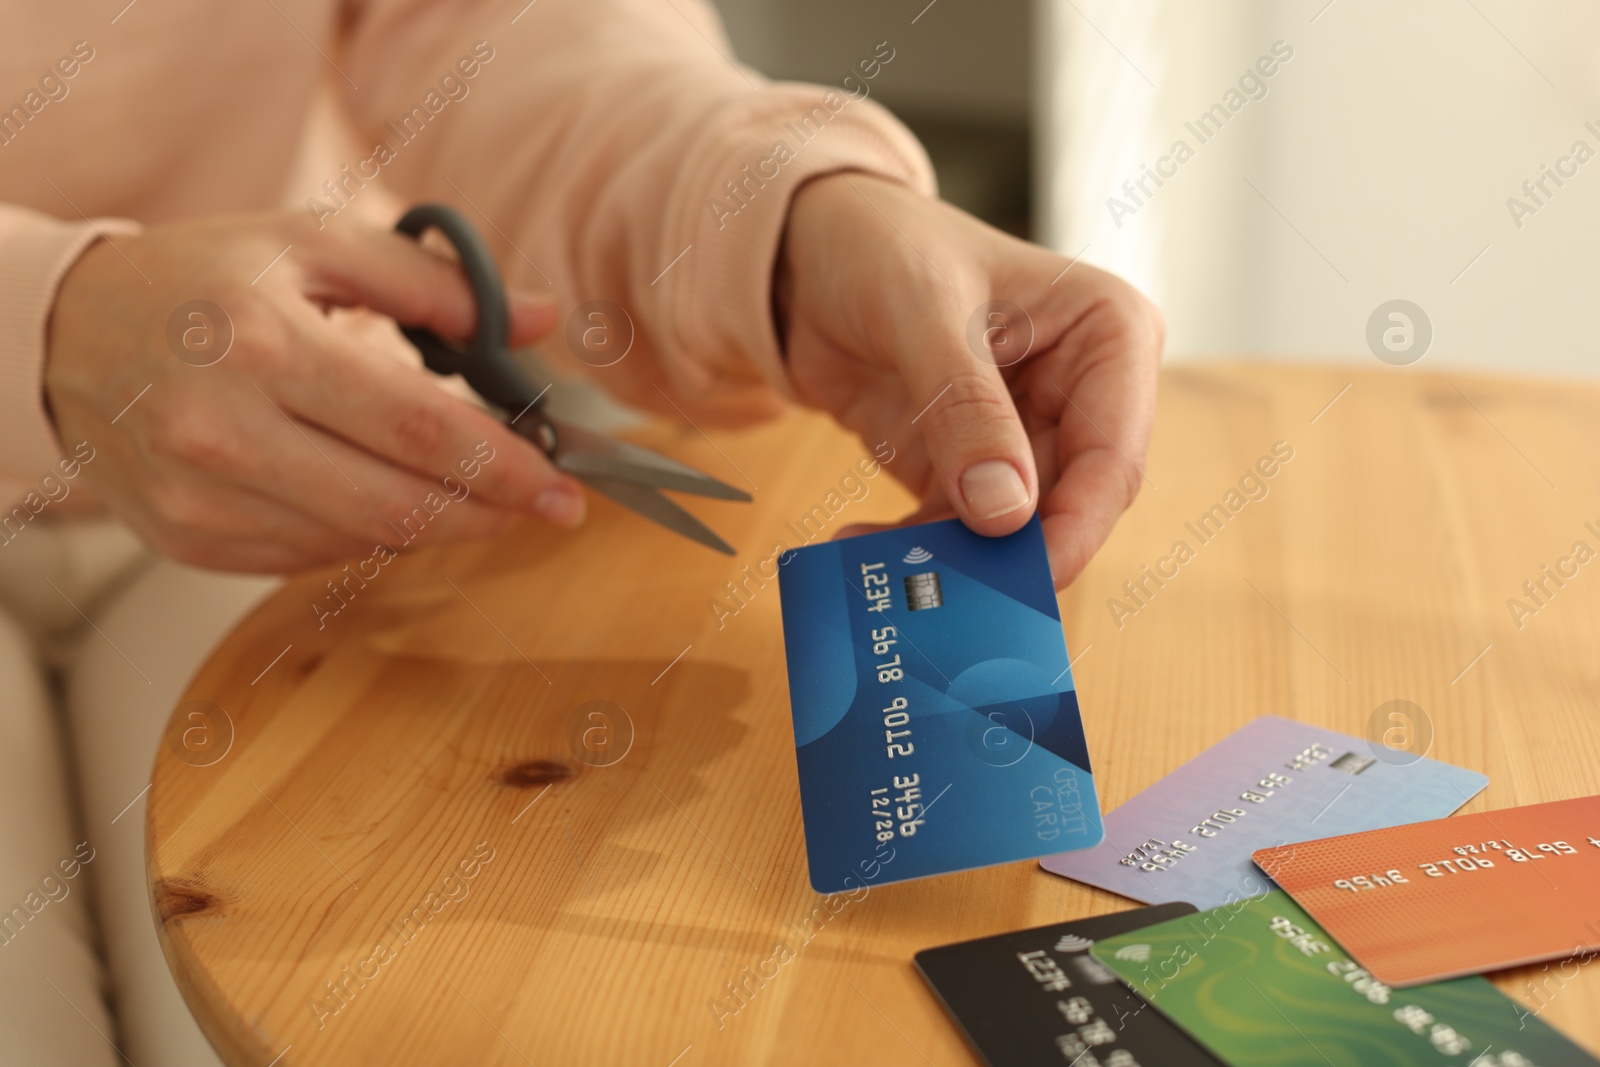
[
  {"xmin": 657, "ymin": 86, "xmax": 938, "ymax": 401},
  {"xmin": 0, "ymin": 212, "xmax": 141, "ymax": 484}
]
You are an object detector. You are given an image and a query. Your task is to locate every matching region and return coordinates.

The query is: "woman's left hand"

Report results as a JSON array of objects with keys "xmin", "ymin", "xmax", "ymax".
[{"xmin": 776, "ymin": 173, "xmax": 1164, "ymax": 588}]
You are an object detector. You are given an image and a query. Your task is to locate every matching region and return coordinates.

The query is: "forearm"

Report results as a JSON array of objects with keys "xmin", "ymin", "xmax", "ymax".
[
  {"xmin": 0, "ymin": 205, "xmax": 138, "ymax": 509},
  {"xmin": 339, "ymin": 0, "xmax": 934, "ymax": 417}
]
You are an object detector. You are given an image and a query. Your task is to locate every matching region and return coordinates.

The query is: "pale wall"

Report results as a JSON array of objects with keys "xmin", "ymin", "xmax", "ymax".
[{"xmin": 1037, "ymin": 0, "xmax": 1600, "ymax": 376}]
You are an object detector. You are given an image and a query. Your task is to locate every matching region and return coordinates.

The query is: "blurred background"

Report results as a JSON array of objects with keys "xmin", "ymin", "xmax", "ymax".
[
  {"xmin": 712, "ymin": 0, "xmax": 1034, "ymax": 237},
  {"xmin": 711, "ymin": 0, "xmax": 1600, "ymax": 376}
]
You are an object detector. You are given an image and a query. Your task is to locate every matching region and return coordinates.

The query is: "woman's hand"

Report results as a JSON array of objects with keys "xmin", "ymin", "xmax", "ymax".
[
  {"xmin": 46, "ymin": 212, "xmax": 585, "ymax": 573},
  {"xmin": 777, "ymin": 174, "xmax": 1163, "ymax": 587}
]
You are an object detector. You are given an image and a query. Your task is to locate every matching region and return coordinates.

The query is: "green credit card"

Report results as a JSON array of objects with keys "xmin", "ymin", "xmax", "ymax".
[{"xmin": 1091, "ymin": 889, "xmax": 1596, "ymax": 1066}]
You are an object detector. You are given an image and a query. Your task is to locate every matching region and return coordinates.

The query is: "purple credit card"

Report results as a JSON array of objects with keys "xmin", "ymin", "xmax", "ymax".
[{"xmin": 1040, "ymin": 717, "xmax": 1487, "ymax": 910}]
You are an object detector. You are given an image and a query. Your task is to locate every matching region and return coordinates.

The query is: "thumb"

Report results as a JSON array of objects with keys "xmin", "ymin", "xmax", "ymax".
[{"xmin": 896, "ymin": 329, "xmax": 1037, "ymax": 537}]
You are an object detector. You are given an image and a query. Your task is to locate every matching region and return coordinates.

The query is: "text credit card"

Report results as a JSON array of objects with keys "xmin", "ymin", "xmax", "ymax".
[
  {"xmin": 1041, "ymin": 716, "xmax": 1488, "ymax": 910},
  {"xmin": 778, "ymin": 515, "xmax": 1103, "ymax": 893},
  {"xmin": 1254, "ymin": 793, "xmax": 1600, "ymax": 986},
  {"xmin": 1092, "ymin": 890, "xmax": 1598, "ymax": 1067},
  {"xmin": 915, "ymin": 902, "xmax": 1223, "ymax": 1067}
]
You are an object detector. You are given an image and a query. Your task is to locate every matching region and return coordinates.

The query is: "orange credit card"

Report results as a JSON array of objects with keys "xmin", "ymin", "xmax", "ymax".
[{"xmin": 1253, "ymin": 794, "xmax": 1600, "ymax": 987}]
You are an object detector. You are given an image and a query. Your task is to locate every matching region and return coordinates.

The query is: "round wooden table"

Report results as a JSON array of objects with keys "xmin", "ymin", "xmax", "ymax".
[{"xmin": 148, "ymin": 363, "xmax": 1600, "ymax": 1065}]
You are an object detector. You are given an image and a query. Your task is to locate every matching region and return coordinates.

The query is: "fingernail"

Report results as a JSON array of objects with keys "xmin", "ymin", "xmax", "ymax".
[
  {"xmin": 535, "ymin": 485, "xmax": 585, "ymax": 528},
  {"xmin": 960, "ymin": 460, "xmax": 1030, "ymax": 520},
  {"xmin": 515, "ymin": 292, "xmax": 559, "ymax": 321}
]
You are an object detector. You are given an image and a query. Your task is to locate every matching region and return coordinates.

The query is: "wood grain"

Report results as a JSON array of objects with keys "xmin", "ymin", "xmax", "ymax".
[{"xmin": 147, "ymin": 363, "xmax": 1600, "ymax": 1065}]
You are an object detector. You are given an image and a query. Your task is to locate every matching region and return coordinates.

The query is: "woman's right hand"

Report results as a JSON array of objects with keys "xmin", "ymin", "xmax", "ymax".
[{"xmin": 46, "ymin": 212, "xmax": 586, "ymax": 573}]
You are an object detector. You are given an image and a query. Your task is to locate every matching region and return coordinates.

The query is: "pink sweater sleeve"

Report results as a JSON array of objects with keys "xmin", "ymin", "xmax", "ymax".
[
  {"xmin": 339, "ymin": 0, "xmax": 936, "ymax": 420},
  {"xmin": 0, "ymin": 206, "xmax": 138, "ymax": 504}
]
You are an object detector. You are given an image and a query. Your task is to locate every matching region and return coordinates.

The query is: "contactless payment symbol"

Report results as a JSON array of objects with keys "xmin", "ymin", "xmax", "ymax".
[
  {"xmin": 1113, "ymin": 944, "xmax": 1152, "ymax": 963},
  {"xmin": 1054, "ymin": 934, "xmax": 1094, "ymax": 953},
  {"xmin": 901, "ymin": 548, "xmax": 942, "ymax": 610}
]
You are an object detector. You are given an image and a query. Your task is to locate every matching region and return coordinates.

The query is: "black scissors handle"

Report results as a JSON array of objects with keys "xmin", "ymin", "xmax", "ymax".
[
  {"xmin": 395, "ymin": 203, "xmax": 540, "ymax": 416},
  {"xmin": 395, "ymin": 202, "xmax": 748, "ymax": 554}
]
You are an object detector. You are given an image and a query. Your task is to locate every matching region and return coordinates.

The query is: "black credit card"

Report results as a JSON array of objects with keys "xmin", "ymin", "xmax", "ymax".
[{"xmin": 914, "ymin": 902, "xmax": 1223, "ymax": 1067}]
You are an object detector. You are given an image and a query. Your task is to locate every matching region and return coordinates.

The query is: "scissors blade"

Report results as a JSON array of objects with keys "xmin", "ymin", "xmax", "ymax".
[
  {"xmin": 580, "ymin": 475, "xmax": 736, "ymax": 555},
  {"xmin": 545, "ymin": 418, "xmax": 752, "ymax": 501}
]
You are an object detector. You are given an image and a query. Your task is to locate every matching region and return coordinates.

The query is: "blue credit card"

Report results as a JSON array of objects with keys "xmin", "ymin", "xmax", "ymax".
[
  {"xmin": 777, "ymin": 514, "xmax": 1103, "ymax": 893},
  {"xmin": 1040, "ymin": 717, "xmax": 1489, "ymax": 910}
]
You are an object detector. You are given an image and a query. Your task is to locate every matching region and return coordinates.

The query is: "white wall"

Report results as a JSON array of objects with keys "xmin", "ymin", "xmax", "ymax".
[{"xmin": 1038, "ymin": 0, "xmax": 1600, "ymax": 376}]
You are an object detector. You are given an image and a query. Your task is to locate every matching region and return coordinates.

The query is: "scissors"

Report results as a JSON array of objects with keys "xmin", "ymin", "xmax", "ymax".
[{"xmin": 395, "ymin": 203, "xmax": 750, "ymax": 555}]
